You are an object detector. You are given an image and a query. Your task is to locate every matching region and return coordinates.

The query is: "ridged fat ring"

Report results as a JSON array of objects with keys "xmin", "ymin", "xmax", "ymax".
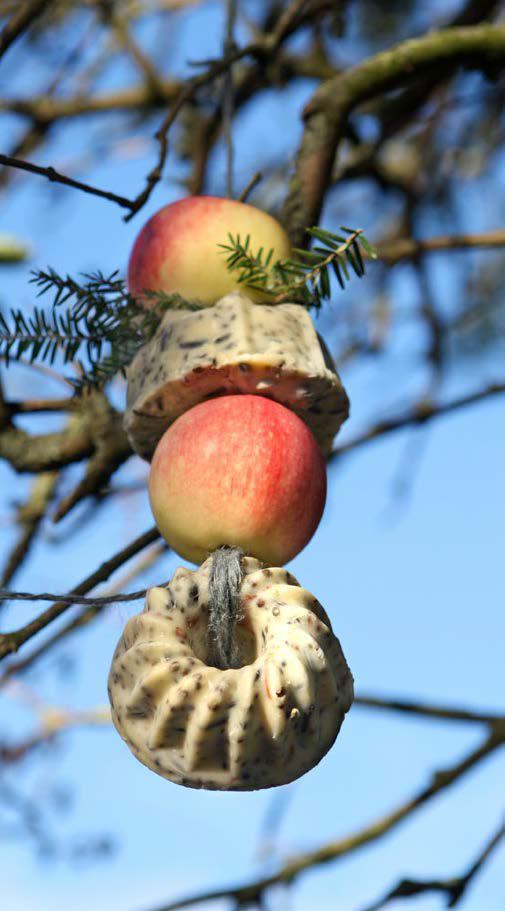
[{"xmin": 108, "ymin": 557, "xmax": 353, "ymax": 790}]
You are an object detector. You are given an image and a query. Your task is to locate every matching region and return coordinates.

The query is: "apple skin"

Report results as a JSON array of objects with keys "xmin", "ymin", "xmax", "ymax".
[
  {"xmin": 148, "ymin": 395, "xmax": 326, "ymax": 566},
  {"xmin": 127, "ymin": 196, "xmax": 291, "ymax": 307}
]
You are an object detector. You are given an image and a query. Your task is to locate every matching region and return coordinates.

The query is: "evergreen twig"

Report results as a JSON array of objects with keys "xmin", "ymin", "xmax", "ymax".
[
  {"xmin": 0, "ymin": 269, "xmax": 197, "ymax": 391},
  {"xmin": 219, "ymin": 225, "xmax": 375, "ymax": 307},
  {"xmin": 0, "ymin": 224, "xmax": 372, "ymax": 389}
]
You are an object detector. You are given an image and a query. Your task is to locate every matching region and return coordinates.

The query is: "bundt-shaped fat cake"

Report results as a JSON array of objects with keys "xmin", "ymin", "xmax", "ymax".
[{"xmin": 108, "ymin": 557, "xmax": 353, "ymax": 790}]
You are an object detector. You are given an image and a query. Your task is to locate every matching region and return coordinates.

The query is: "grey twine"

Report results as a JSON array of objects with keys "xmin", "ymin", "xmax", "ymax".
[{"xmin": 208, "ymin": 546, "xmax": 244, "ymax": 670}]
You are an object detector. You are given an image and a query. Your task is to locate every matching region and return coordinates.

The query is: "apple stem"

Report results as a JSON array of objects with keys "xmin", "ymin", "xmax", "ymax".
[{"xmin": 208, "ymin": 545, "xmax": 244, "ymax": 669}]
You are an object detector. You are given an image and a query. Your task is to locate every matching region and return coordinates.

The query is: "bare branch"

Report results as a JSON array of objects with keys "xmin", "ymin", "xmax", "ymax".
[
  {"xmin": 142, "ymin": 727, "xmax": 505, "ymax": 911},
  {"xmin": 1, "ymin": 471, "xmax": 58, "ymax": 588},
  {"xmin": 0, "ymin": 589, "xmax": 147, "ymax": 606},
  {"xmin": 0, "ymin": 0, "xmax": 50, "ymax": 60},
  {"xmin": 356, "ymin": 693, "xmax": 504, "ymax": 726},
  {"xmin": 0, "ymin": 391, "xmax": 132, "ymax": 517},
  {"xmin": 0, "ymin": 701, "xmax": 110, "ymax": 764},
  {"xmin": 376, "ymin": 228, "xmax": 505, "ymax": 263},
  {"xmin": 4, "ymin": 398, "xmax": 72, "ymax": 415},
  {"xmin": 51, "ymin": 401, "xmax": 131, "ymax": 521},
  {"xmin": 332, "ymin": 383, "xmax": 505, "ymax": 459},
  {"xmin": 0, "ymin": 80, "xmax": 181, "ymax": 121},
  {"xmin": 0, "ymin": 153, "xmax": 133, "ymax": 211},
  {"xmin": 126, "ymin": 0, "xmax": 331, "ymax": 220},
  {"xmin": 0, "ymin": 526, "xmax": 160, "ymax": 661},
  {"xmin": 282, "ymin": 23, "xmax": 505, "ymax": 244},
  {"xmin": 109, "ymin": 9, "xmax": 163, "ymax": 93},
  {"xmin": 0, "ymin": 541, "xmax": 167, "ymax": 683},
  {"xmin": 374, "ymin": 0, "xmax": 502, "ymax": 140},
  {"xmin": 0, "ymin": 406, "xmax": 94, "ymax": 472},
  {"xmin": 237, "ymin": 171, "xmax": 263, "ymax": 203},
  {"xmin": 358, "ymin": 818, "xmax": 505, "ymax": 911}
]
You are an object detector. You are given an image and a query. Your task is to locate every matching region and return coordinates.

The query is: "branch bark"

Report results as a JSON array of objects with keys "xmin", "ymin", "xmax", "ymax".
[
  {"xmin": 0, "ymin": 541, "xmax": 167, "ymax": 683},
  {"xmin": 0, "ymin": 153, "xmax": 133, "ymax": 211},
  {"xmin": 0, "ymin": 471, "xmax": 58, "ymax": 588},
  {"xmin": 376, "ymin": 228, "xmax": 505, "ymax": 263},
  {"xmin": 0, "ymin": 390, "xmax": 132, "ymax": 517},
  {"xmin": 332, "ymin": 383, "xmax": 505, "ymax": 459},
  {"xmin": 355, "ymin": 693, "xmax": 504, "ymax": 726},
  {"xmin": 143, "ymin": 725, "xmax": 505, "ymax": 911},
  {"xmin": 0, "ymin": 0, "xmax": 50, "ymax": 60},
  {"xmin": 0, "ymin": 526, "xmax": 159, "ymax": 661},
  {"xmin": 126, "ymin": 0, "xmax": 334, "ymax": 219},
  {"xmin": 359, "ymin": 819, "xmax": 505, "ymax": 911},
  {"xmin": 282, "ymin": 23, "xmax": 505, "ymax": 244}
]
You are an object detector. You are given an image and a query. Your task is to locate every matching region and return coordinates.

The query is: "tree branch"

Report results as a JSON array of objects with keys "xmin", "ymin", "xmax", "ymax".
[
  {"xmin": 143, "ymin": 726, "xmax": 505, "ymax": 911},
  {"xmin": 0, "ymin": 471, "xmax": 58, "ymax": 588},
  {"xmin": 358, "ymin": 818, "xmax": 505, "ymax": 911},
  {"xmin": 0, "ymin": 526, "xmax": 159, "ymax": 661},
  {"xmin": 0, "ymin": 153, "xmax": 133, "ymax": 211},
  {"xmin": 126, "ymin": 0, "xmax": 332, "ymax": 220},
  {"xmin": 282, "ymin": 23, "xmax": 505, "ymax": 245},
  {"xmin": 375, "ymin": 0, "xmax": 502, "ymax": 139},
  {"xmin": 0, "ymin": 407, "xmax": 94, "ymax": 472},
  {"xmin": 0, "ymin": 80, "xmax": 181, "ymax": 121},
  {"xmin": 376, "ymin": 228, "xmax": 505, "ymax": 263},
  {"xmin": 332, "ymin": 383, "xmax": 505, "ymax": 459},
  {"xmin": 0, "ymin": 541, "xmax": 167, "ymax": 684},
  {"xmin": 0, "ymin": 0, "xmax": 50, "ymax": 60},
  {"xmin": 0, "ymin": 702, "xmax": 110, "ymax": 764},
  {"xmin": 356, "ymin": 693, "xmax": 504, "ymax": 726},
  {"xmin": 0, "ymin": 390, "xmax": 132, "ymax": 517},
  {"xmin": 51, "ymin": 399, "xmax": 131, "ymax": 521}
]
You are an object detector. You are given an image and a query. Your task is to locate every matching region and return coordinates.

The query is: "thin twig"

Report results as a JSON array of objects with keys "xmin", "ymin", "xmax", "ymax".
[
  {"xmin": 4, "ymin": 398, "xmax": 73, "ymax": 415},
  {"xmin": 376, "ymin": 228, "xmax": 505, "ymax": 263},
  {"xmin": 0, "ymin": 589, "xmax": 147, "ymax": 606},
  {"xmin": 0, "ymin": 703, "xmax": 110, "ymax": 764},
  {"xmin": 110, "ymin": 9, "xmax": 162, "ymax": 93},
  {"xmin": 0, "ymin": 0, "xmax": 50, "ymax": 60},
  {"xmin": 358, "ymin": 818, "xmax": 505, "ymax": 911},
  {"xmin": 356, "ymin": 693, "xmax": 504, "ymax": 726},
  {"xmin": 0, "ymin": 153, "xmax": 133, "ymax": 210},
  {"xmin": 0, "ymin": 526, "xmax": 160, "ymax": 661},
  {"xmin": 126, "ymin": 1, "xmax": 318, "ymax": 220},
  {"xmin": 332, "ymin": 382, "xmax": 505, "ymax": 458},
  {"xmin": 141, "ymin": 727, "xmax": 505, "ymax": 911},
  {"xmin": 0, "ymin": 472, "xmax": 58, "ymax": 590},
  {"xmin": 222, "ymin": 0, "xmax": 237, "ymax": 199},
  {"xmin": 0, "ymin": 541, "xmax": 168, "ymax": 684},
  {"xmin": 237, "ymin": 170, "xmax": 263, "ymax": 202},
  {"xmin": 124, "ymin": 47, "xmax": 253, "ymax": 221},
  {"xmin": 282, "ymin": 23, "xmax": 505, "ymax": 245}
]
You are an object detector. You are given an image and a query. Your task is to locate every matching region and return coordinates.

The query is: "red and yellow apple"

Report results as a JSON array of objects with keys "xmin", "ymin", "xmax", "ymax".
[
  {"xmin": 148, "ymin": 395, "xmax": 326, "ymax": 566},
  {"xmin": 128, "ymin": 195, "xmax": 291, "ymax": 307}
]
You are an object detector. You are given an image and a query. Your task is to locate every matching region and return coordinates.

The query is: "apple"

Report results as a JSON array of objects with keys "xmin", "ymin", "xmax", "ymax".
[
  {"xmin": 127, "ymin": 195, "xmax": 291, "ymax": 307},
  {"xmin": 148, "ymin": 395, "xmax": 326, "ymax": 566}
]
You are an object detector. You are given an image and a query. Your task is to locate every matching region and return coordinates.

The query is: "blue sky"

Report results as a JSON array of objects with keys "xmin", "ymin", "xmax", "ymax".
[{"xmin": 0, "ymin": 4, "xmax": 503, "ymax": 911}]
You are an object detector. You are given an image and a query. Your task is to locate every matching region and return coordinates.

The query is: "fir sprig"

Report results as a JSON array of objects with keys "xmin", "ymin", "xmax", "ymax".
[
  {"xmin": 0, "ymin": 223, "xmax": 374, "ymax": 391},
  {"xmin": 0, "ymin": 269, "xmax": 197, "ymax": 392},
  {"xmin": 219, "ymin": 225, "xmax": 375, "ymax": 307}
]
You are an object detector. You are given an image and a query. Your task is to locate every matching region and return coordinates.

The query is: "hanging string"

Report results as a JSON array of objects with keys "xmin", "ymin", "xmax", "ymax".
[
  {"xmin": 222, "ymin": 0, "xmax": 237, "ymax": 198},
  {"xmin": 208, "ymin": 546, "xmax": 244, "ymax": 669}
]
